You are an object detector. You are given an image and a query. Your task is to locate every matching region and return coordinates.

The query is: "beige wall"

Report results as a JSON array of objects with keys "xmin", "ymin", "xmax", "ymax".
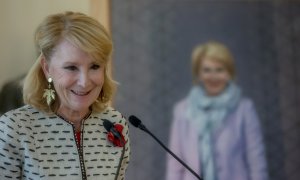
[{"xmin": 0, "ymin": 0, "xmax": 110, "ymax": 88}]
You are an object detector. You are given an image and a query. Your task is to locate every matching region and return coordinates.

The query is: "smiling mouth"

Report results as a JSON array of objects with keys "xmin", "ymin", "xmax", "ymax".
[{"xmin": 71, "ymin": 90, "xmax": 90, "ymax": 96}]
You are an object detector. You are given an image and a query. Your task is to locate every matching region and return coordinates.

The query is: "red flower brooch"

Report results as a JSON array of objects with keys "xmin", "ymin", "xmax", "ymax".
[{"xmin": 107, "ymin": 123, "xmax": 126, "ymax": 147}]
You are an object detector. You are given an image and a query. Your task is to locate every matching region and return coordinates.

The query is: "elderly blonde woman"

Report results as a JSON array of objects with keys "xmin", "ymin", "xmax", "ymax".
[
  {"xmin": 166, "ymin": 41, "xmax": 268, "ymax": 180},
  {"xmin": 0, "ymin": 12, "xmax": 130, "ymax": 180}
]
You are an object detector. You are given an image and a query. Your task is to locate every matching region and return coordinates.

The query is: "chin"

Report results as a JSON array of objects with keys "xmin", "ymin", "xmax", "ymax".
[
  {"xmin": 71, "ymin": 103, "xmax": 92, "ymax": 111},
  {"xmin": 207, "ymin": 89, "xmax": 223, "ymax": 96}
]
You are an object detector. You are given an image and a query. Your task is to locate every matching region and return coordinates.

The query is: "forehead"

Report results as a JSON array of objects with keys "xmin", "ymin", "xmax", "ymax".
[
  {"xmin": 50, "ymin": 40, "xmax": 94, "ymax": 64},
  {"xmin": 201, "ymin": 58, "xmax": 225, "ymax": 68}
]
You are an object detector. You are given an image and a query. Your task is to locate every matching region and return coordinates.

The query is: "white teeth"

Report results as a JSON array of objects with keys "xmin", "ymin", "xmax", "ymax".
[{"xmin": 72, "ymin": 90, "xmax": 89, "ymax": 96}]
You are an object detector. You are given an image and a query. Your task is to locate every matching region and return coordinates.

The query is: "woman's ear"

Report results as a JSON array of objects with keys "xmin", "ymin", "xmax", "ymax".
[{"xmin": 40, "ymin": 56, "xmax": 50, "ymax": 78}]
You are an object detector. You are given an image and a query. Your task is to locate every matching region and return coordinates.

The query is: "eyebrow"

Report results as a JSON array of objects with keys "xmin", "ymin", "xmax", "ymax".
[
  {"xmin": 62, "ymin": 60, "xmax": 100, "ymax": 65},
  {"xmin": 62, "ymin": 62, "xmax": 79, "ymax": 66}
]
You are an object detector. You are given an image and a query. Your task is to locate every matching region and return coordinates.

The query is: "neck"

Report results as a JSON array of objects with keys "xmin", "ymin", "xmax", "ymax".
[{"xmin": 57, "ymin": 107, "xmax": 91, "ymax": 132}]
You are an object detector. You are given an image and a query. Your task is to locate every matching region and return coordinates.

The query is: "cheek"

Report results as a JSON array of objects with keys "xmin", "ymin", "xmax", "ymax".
[
  {"xmin": 49, "ymin": 67, "xmax": 64, "ymax": 80},
  {"xmin": 93, "ymin": 72, "xmax": 105, "ymax": 86},
  {"xmin": 50, "ymin": 69, "xmax": 74, "ymax": 89},
  {"xmin": 200, "ymin": 74, "xmax": 229, "ymax": 89},
  {"xmin": 200, "ymin": 72, "xmax": 230, "ymax": 82},
  {"xmin": 219, "ymin": 73, "xmax": 231, "ymax": 83},
  {"xmin": 221, "ymin": 75, "xmax": 231, "ymax": 88}
]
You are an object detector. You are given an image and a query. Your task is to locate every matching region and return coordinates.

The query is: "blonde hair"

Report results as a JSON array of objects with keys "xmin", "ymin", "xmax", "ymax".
[
  {"xmin": 23, "ymin": 11, "xmax": 116, "ymax": 113},
  {"xmin": 191, "ymin": 41, "xmax": 236, "ymax": 83}
]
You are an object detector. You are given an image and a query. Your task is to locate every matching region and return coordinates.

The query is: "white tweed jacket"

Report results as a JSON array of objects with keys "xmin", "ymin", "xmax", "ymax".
[{"xmin": 0, "ymin": 105, "xmax": 130, "ymax": 180}]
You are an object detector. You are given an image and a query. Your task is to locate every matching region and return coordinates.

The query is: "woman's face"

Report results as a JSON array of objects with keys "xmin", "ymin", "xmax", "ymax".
[
  {"xmin": 198, "ymin": 58, "xmax": 231, "ymax": 96},
  {"xmin": 41, "ymin": 40, "xmax": 104, "ymax": 113}
]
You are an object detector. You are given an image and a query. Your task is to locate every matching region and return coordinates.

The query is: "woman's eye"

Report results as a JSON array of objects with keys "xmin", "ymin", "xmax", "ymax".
[
  {"xmin": 202, "ymin": 68, "xmax": 212, "ymax": 73},
  {"xmin": 64, "ymin": 66, "xmax": 77, "ymax": 71},
  {"xmin": 91, "ymin": 64, "xmax": 100, "ymax": 70}
]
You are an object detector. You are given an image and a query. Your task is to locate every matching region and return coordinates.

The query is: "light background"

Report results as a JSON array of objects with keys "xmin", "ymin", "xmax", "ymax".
[{"xmin": 0, "ymin": 0, "xmax": 109, "ymax": 88}]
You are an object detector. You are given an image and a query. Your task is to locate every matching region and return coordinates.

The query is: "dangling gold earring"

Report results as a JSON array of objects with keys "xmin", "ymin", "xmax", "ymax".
[{"xmin": 43, "ymin": 77, "xmax": 55, "ymax": 106}]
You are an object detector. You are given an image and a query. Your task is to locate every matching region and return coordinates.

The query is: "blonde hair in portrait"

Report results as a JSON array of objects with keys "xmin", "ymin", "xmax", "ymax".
[
  {"xmin": 23, "ymin": 11, "xmax": 116, "ymax": 113},
  {"xmin": 191, "ymin": 41, "xmax": 236, "ymax": 84}
]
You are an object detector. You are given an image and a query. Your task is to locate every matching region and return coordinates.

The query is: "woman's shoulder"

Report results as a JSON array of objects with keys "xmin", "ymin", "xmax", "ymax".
[
  {"xmin": 232, "ymin": 97, "xmax": 258, "ymax": 119},
  {"xmin": 0, "ymin": 105, "xmax": 38, "ymax": 136},
  {"xmin": 95, "ymin": 106, "xmax": 127, "ymax": 124},
  {"xmin": 1, "ymin": 105, "xmax": 35, "ymax": 119},
  {"xmin": 174, "ymin": 98, "xmax": 188, "ymax": 109},
  {"xmin": 171, "ymin": 98, "xmax": 190, "ymax": 123},
  {"xmin": 0, "ymin": 105, "xmax": 50, "ymax": 126},
  {"xmin": 3, "ymin": 104, "xmax": 45, "ymax": 116},
  {"xmin": 238, "ymin": 97, "xmax": 255, "ymax": 109},
  {"xmin": 173, "ymin": 98, "xmax": 189, "ymax": 113}
]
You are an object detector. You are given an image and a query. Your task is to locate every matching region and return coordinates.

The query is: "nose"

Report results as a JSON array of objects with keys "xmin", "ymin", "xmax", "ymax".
[{"xmin": 78, "ymin": 71, "xmax": 90, "ymax": 87}]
